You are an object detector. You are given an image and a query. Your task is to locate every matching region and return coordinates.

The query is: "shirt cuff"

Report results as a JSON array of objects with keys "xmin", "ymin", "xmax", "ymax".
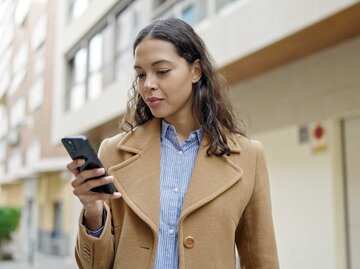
[{"xmin": 86, "ymin": 225, "xmax": 104, "ymax": 238}]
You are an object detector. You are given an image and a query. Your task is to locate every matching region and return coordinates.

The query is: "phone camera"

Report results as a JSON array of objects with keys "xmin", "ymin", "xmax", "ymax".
[{"xmin": 67, "ymin": 140, "xmax": 77, "ymax": 152}]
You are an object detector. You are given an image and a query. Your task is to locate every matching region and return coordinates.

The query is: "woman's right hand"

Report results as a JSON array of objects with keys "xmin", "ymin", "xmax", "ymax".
[{"xmin": 66, "ymin": 159, "xmax": 121, "ymax": 230}]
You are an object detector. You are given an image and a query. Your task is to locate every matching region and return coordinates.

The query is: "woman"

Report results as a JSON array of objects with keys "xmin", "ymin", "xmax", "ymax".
[{"xmin": 67, "ymin": 18, "xmax": 279, "ymax": 269}]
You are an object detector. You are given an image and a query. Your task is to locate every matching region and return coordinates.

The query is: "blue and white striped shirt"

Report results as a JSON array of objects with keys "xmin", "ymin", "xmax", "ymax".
[{"xmin": 154, "ymin": 120, "xmax": 203, "ymax": 269}]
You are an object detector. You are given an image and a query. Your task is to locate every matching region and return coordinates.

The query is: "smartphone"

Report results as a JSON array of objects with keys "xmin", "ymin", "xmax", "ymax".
[{"xmin": 61, "ymin": 135, "xmax": 117, "ymax": 194}]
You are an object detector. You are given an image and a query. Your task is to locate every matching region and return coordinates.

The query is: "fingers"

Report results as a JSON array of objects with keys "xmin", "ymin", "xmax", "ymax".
[
  {"xmin": 73, "ymin": 175, "xmax": 113, "ymax": 195},
  {"xmin": 66, "ymin": 159, "xmax": 121, "ymax": 216},
  {"xmin": 71, "ymin": 168, "xmax": 106, "ymax": 188},
  {"xmin": 66, "ymin": 159, "xmax": 85, "ymax": 176}
]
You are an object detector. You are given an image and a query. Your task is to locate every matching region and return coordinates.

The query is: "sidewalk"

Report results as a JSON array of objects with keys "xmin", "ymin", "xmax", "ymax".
[{"xmin": 0, "ymin": 253, "xmax": 77, "ymax": 269}]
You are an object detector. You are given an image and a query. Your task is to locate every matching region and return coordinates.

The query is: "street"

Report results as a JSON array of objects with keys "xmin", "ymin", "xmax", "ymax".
[{"xmin": 0, "ymin": 254, "xmax": 77, "ymax": 269}]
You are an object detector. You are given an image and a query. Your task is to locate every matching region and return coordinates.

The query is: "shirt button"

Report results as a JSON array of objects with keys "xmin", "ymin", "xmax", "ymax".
[
  {"xmin": 168, "ymin": 229, "xmax": 174, "ymax": 235},
  {"xmin": 174, "ymin": 187, "xmax": 179, "ymax": 193},
  {"xmin": 178, "ymin": 150, "xmax": 183, "ymax": 155}
]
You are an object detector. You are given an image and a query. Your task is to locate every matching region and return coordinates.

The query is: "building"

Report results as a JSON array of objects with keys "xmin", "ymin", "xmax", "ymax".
[
  {"xmin": 0, "ymin": 0, "xmax": 78, "ymax": 262},
  {"xmin": 1, "ymin": 0, "xmax": 359, "ymax": 268}
]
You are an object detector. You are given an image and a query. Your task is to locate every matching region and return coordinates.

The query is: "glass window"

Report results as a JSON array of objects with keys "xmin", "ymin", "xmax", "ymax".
[
  {"xmin": 34, "ymin": 46, "xmax": 45, "ymax": 78},
  {"xmin": 0, "ymin": 106, "xmax": 8, "ymax": 138},
  {"xmin": 32, "ymin": 16, "xmax": 47, "ymax": 51},
  {"xmin": 10, "ymin": 98, "xmax": 26, "ymax": 127},
  {"xmin": 0, "ymin": 138, "xmax": 6, "ymax": 163},
  {"xmin": 180, "ymin": 0, "xmax": 207, "ymax": 26},
  {"xmin": 29, "ymin": 46, "xmax": 45, "ymax": 112},
  {"xmin": 0, "ymin": 163, "xmax": 5, "ymax": 178},
  {"xmin": 14, "ymin": 0, "xmax": 31, "ymax": 26},
  {"xmin": 26, "ymin": 138, "xmax": 41, "ymax": 166},
  {"xmin": 9, "ymin": 146, "xmax": 22, "ymax": 172},
  {"xmin": 115, "ymin": 9, "xmax": 137, "ymax": 80},
  {"xmin": 181, "ymin": 5, "xmax": 195, "ymax": 25},
  {"xmin": 9, "ymin": 44, "xmax": 28, "ymax": 96},
  {"xmin": 69, "ymin": 0, "xmax": 89, "ymax": 20},
  {"xmin": 88, "ymin": 32, "xmax": 103, "ymax": 100},
  {"xmin": 68, "ymin": 47, "xmax": 87, "ymax": 111},
  {"xmin": 216, "ymin": 0, "xmax": 237, "ymax": 12},
  {"xmin": 0, "ymin": 60, "xmax": 11, "ymax": 99},
  {"xmin": 74, "ymin": 48, "xmax": 87, "ymax": 83},
  {"xmin": 28, "ymin": 77, "xmax": 44, "ymax": 111}
]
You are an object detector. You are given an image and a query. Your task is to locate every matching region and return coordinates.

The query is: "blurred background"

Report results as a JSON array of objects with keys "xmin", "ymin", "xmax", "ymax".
[{"xmin": 0, "ymin": 0, "xmax": 359, "ymax": 268}]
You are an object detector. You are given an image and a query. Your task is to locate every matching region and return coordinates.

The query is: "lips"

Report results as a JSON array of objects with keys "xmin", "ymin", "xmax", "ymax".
[
  {"xmin": 147, "ymin": 97, "xmax": 163, "ymax": 102},
  {"xmin": 146, "ymin": 97, "xmax": 163, "ymax": 107}
]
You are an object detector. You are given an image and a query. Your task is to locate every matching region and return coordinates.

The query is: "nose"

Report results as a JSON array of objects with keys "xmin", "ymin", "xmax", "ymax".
[{"xmin": 144, "ymin": 74, "xmax": 157, "ymax": 90}]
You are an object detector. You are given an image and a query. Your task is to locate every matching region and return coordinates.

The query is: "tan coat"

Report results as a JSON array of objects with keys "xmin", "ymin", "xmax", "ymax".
[{"xmin": 75, "ymin": 118, "xmax": 279, "ymax": 269}]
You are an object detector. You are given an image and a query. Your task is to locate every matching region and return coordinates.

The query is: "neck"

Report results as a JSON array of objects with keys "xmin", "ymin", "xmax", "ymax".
[{"xmin": 164, "ymin": 116, "xmax": 200, "ymax": 145}]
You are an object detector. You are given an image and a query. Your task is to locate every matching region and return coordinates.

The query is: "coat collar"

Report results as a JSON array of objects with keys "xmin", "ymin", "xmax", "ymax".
[
  {"xmin": 109, "ymin": 118, "xmax": 243, "ymax": 236},
  {"xmin": 116, "ymin": 118, "xmax": 241, "ymax": 154}
]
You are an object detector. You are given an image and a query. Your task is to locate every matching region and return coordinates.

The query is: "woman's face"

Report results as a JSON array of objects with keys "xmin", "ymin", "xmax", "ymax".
[{"xmin": 134, "ymin": 38, "xmax": 201, "ymax": 124}]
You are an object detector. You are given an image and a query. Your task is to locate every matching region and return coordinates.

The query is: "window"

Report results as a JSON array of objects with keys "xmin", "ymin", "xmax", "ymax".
[
  {"xmin": 14, "ymin": 0, "xmax": 31, "ymax": 26},
  {"xmin": 68, "ymin": 47, "xmax": 87, "ymax": 110},
  {"xmin": 0, "ymin": 11, "xmax": 15, "ymax": 55},
  {"xmin": 181, "ymin": 5, "xmax": 195, "ymax": 25},
  {"xmin": 69, "ymin": 0, "xmax": 90, "ymax": 20},
  {"xmin": 115, "ymin": 9, "xmax": 138, "ymax": 80},
  {"xmin": 29, "ymin": 46, "xmax": 45, "ymax": 111},
  {"xmin": 0, "ymin": 163, "xmax": 5, "ymax": 178},
  {"xmin": 11, "ymin": 98, "xmax": 26, "ymax": 127},
  {"xmin": 156, "ymin": 0, "xmax": 207, "ymax": 26},
  {"xmin": 26, "ymin": 138, "xmax": 41, "ymax": 166},
  {"xmin": 32, "ymin": 16, "xmax": 47, "ymax": 51},
  {"xmin": 216, "ymin": 0, "xmax": 237, "ymax": 12},
  {"xmin": 0, "ymin": 138, "xmax": 6, "ymax": 163},
  {"xmin": 52, "ymin": 201, "xmax": 63, "ymax": 238},
  {"xmin": 88, "ymin": 32, "xmax": 103, "ymax": 100},
  {"xmin": 0, "ymin": 106, "xmax": 8, "ymax": 138},
  {"xmin": 9, "ymin": 147, "xmax": 22, "ymax": 172},
  {"xmin": 28, "ymin": 78, "xmax": 44, "ymax": 111},
  {"xmin": 0, "ymin": 48, "xmax": 12, "ymax": 98},
  {"xmin": 9, "ymin": 44, "xmax": 28, "ymax": 96}
]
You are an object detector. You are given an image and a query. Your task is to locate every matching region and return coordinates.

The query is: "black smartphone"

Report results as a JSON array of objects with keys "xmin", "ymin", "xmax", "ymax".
[{"xmin": 61, "ymin": 135, "xmax": 117, "ymax": 194}]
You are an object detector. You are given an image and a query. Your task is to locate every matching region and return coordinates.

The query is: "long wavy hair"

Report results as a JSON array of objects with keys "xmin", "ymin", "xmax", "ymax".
[{"xmin": 120, "ymin": 18, "xmax": 246, "ymax": 156}]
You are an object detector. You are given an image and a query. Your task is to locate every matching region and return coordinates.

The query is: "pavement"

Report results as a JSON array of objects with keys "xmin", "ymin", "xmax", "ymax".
[{"xmin": 0, "ymin": 253, "xmax": 77, "ymax": 269}]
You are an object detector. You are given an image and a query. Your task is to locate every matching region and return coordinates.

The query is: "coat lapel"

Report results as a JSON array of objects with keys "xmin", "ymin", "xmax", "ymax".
[
  {"xmin": 180, "ymin": 134, "xmax": 243, "ymax": 221},
  {"xmin": 108, "ymin": 118, "xmax": 162, "ymax": 235},
  {"xmin": 108, "ymin": 117, "xmax": 244, "ymax": 235}
]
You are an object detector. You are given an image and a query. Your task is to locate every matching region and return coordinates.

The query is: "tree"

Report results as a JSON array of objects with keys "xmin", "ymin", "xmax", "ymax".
[{"xmin": 0, "ymin": 207, "xmax": 21, "ymax": 260}]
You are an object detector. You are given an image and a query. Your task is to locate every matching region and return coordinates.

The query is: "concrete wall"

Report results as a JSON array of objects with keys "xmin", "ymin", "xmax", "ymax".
[
  {"xmin": 229, "ymin": 35, "xmax": 360, "ymax": 133},
  {"xmin": 253, "ymin": 120, "xmax": 346, "ymax": 269}
]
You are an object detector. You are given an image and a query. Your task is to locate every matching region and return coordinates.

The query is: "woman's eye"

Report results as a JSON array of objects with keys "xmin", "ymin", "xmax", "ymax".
[
  {"xmin": 136, "ymin": 73, "xmax": 145, "ymax": 79},
  {"xmin": 158, "ymin": 69, "xmax": 170, "ymax": 75}
]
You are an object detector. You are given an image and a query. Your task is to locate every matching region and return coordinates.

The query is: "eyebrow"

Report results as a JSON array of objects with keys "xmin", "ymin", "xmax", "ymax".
[{"xmin": 133, "ymin": 59, "xmax": 173, "ymax": 69}]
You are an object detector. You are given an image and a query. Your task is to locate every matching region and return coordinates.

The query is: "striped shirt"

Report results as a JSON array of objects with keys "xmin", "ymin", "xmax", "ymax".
[{"xmin": 154, "ymin": 120, "xmax": 203, "ymax": 269}]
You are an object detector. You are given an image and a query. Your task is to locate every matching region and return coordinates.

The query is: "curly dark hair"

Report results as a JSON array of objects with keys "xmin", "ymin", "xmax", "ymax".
[{"xmin": 120, "ymin": 18, "xmax": 246, "ymax": 156}]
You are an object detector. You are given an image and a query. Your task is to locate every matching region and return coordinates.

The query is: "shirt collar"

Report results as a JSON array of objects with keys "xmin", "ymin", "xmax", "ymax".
[{"xmin": 161, "ymin": 119, "xmax": 204, "ymax": 144}]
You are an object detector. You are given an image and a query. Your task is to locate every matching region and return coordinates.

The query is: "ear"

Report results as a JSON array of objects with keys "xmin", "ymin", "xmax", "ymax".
[{"xmin": 191, "ymin": 60, "xmax": 202, "ymax": 83}]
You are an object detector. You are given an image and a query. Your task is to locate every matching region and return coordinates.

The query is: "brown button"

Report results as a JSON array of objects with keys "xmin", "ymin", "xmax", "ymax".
[{"xmin": 184, "ymin": 236, "xmax": 195, "ymax": 248}]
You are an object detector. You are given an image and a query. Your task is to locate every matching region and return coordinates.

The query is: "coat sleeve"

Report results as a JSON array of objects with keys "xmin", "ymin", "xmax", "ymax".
[
  {"xmin": 75, "ymin": 138, "xmax": 115, "ymax": 269},
  {"xmin": 235, "ymin": 141, "xmax": 280, "ymax": 268},
  {"xmin": 75, "ymin": 203, "xmax": 115, "ymax": 269}
]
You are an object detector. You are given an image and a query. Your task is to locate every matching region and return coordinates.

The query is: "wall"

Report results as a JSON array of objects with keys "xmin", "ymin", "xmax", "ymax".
[
  {"xmin": 253, "ymin": 122, "xmax": 339, "ymax": 269},
  {"xmin": 0, "ymin": 182, "xmax": 24, "ymax": 207},
  {"xmin": 229, "ymin": 35, "xmax": 360, "ymax": 133}
]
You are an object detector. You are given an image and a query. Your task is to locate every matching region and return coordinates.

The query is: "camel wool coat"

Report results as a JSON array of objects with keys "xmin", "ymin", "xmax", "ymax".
[{"xmin": 75, "ymin": 118, "xmax": 279, "ymax": 269}]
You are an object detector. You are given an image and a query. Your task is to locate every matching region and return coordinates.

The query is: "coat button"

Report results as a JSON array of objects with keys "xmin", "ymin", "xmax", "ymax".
[{"xmin": 184, "ymin": 236, "xmax": 195, "ymax": 248}]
